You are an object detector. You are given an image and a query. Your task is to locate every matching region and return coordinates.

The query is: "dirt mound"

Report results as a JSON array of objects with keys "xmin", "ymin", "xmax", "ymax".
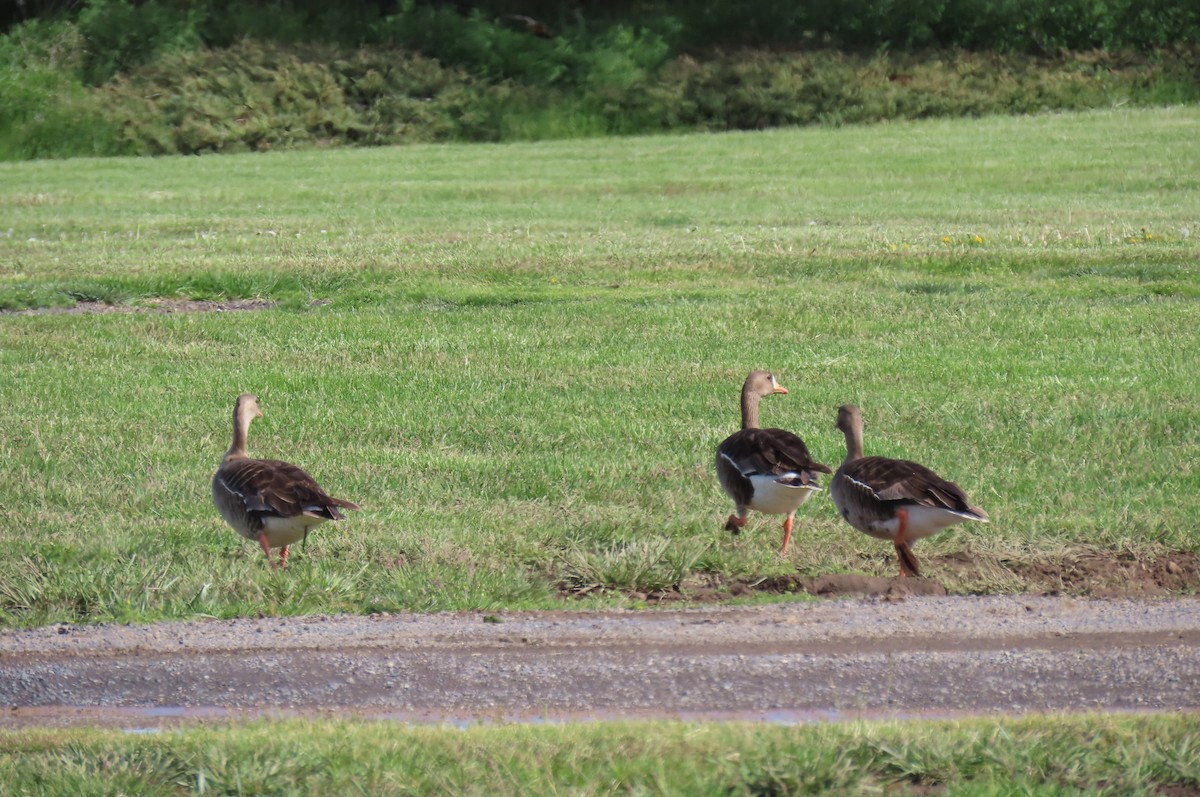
[
  {"xmin": 997, "ymin": 550, "xmax": 1200, "ymax": 598},
  {"xmin": 802, "ymin": 573, "xmax": 947, "ymax": 599}
]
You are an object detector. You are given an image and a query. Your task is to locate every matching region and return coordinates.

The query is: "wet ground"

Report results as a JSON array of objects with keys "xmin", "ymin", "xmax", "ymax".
[{"xmin": 2, "ymin": 595, "xmax": 1197, "ymax": 730}]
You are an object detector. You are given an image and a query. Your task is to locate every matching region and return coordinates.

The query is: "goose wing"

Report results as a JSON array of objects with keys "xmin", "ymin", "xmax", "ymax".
[
  {"xmin": 844, "ymin": 456, "xmax": 986, "ymax": 518},
  {"xmin": 216, "ymin": 458, "xmax": 359, "ymax": 521},
  {"xmin": 718, "ymin": 428, "xmax": 831, "ymax": 484}
]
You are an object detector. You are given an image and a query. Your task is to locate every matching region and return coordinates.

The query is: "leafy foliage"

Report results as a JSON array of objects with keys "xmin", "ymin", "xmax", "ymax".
[
  {"xmin": 12, "ymin": 0, "xmax": 1200, "ymax": 80},
  {"xmin": 101, "ymin": 41, "xmax": 500, "ymax": 154},
  {"xmin": 82, "ymin": 42, "xmax": 1200, "ymax": 156},
  {"xmin": 0, "ymin": 20, "xmax": 127, "ymax": 159},
  {"xmin": 13, "ymin": 0, "xmax": 1200, "ymax": 50},
  {"xmin": 1, "ymin": 0, "xmax": 1198, "ymax": 159}
]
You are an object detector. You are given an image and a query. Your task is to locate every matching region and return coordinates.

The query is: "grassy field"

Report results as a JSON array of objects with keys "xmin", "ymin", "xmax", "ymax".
[
  {"xmin": 0, "ymin": 106, "xmax": 1197, "ymax": 626},
  {"xmin": 1, "ymin": 712, "xmax": 1198, "ymax": 795}
]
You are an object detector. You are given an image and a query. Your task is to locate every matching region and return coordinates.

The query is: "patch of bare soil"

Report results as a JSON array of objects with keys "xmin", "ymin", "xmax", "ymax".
[
  {"xmin": 1, "ymin": 298, "xmax": 279, "ymax": 316},
  {"xmin": 146, "ymin": 298, "xmax": 281, "ymax": 313},
  {"xmin": 998, "ymin": 550, "xmax": 1200, "ymax": 598},
  {"xmin": 1156, "ymin": 787, "xmax": 1200, "ymax": 797},
  {"xmin": 579, "ymin": 550, "xmax": 1200, "ymax": 603}
]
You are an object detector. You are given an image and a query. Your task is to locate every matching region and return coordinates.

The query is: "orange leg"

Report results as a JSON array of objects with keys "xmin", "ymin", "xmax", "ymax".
[
  {"xmin": 258, "ymin": 532, "xmax": 274, "ymax": 567},
  {"xmin": 894, "ymin": 508, "xmax": 920, "ymax": 577},
  {"xmin": 779, "ymin": 515, "xmax": 795, "ymax": 555},
  {"xmin": 279, "ymin": 545, "xmax": 290, "ymax": 570}
]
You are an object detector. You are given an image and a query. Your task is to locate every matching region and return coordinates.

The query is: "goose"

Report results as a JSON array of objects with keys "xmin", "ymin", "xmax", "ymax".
[
  {"xmin": 212, "ymin": 393, "xmax": 359, "ymax": 568},
  {"xmin": 831, "ymin": 404, "xmax": 988, "ymax": 577},
  {"xmin": 715, "ymin": 371, "xmax": 832, "ymax": 554}
]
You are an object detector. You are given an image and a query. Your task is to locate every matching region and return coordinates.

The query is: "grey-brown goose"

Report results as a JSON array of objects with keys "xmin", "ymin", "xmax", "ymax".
[
  {"xmin": 831, "ymin": 404, "xmax": 988, "ymax": 577},
  {"xmin": 715, "ymin": 371, "xmax": 832, "ymax": 554},
  {"xmin": 212, "ymin": 393, "xmax": 359, "ymax": 568}
]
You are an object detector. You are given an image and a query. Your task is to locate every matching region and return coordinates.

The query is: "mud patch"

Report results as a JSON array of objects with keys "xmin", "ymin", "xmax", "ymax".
[
  {"xmin": 2, "ymin": 298, "xmax": 280, "ymax": 316},
  {"xmin": 800, "ymin": 573, "xmax": 947, "ymax": 599},
  {"xmin": 562, "ymin": 549, "xmax": 1200, "ymax": 603},
  {"xmin": 996, "ymin": 549, "xmax": 1200, "ymax": 598},
  {"xmin": 673, "ymin": 572, "xmax": 946, "ymax": 602},
  {"xmin": 145, "ymin": 298, "xmax": 281, "ymax": 313},
  {"xmin": 795, "ymin": 549, "xmax": 1200, "ymax": 600}
]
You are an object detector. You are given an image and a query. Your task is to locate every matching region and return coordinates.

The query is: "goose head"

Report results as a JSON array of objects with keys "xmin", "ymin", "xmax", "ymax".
[
  {"xmin": 835, "ymin": 404, "xmax": 865, "ymax": 460},
  {"xmin": 744, "ymin": 370, "xmax": 788, "ymax": 399},
  {"xmin": 225, "ymin": 393, "xmax": 264, "ymax": 460},
  {"xmin": 236, "ymin": 393, "xmax": 264, "ymax": 424},
  {"xmin": 738, "ymin": 370, "xmax": 788, "ymax": 430}
]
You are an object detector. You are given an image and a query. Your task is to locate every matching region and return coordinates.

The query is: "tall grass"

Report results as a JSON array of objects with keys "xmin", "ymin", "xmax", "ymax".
[{"xmin": 0, "ymin": 107, "xmax": 1197, "ymax": 626}]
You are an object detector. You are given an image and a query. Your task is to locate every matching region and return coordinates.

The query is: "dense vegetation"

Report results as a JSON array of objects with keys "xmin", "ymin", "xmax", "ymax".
[
  {"xmin": 8, "ymin": 0, "xmax": 1199, "ymax": 60},
  {"xmin": 1, "ymin": 0, "xmax": 1197, "ymax": 159}
]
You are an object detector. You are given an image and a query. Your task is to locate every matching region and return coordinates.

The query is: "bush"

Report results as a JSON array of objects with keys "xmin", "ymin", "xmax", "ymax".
[
  {"xmin": 669, "ymin": 0, "xmax": 1200, "ymax": 52},
  {"xmin": 77, "ymin": 0, "xmax": 203, "ymax": 84},
  {"xmin": 1, "ymin": 9, "xmax": 1197, "ymax": 159},
  {"xmin": 102, "ymin": 40, "xmax": 501, "ymax": 155},
  {"xmin": 9, "ymin": 0, "xmax": 1200, "ymax": 68},
  {"xmin": 645, "ymin": 48, "xmax": 1198, "ymax": 131},
  {"xmin": 0, "ymin": 20, "xmax": 128, "ymax": 159},
  {"xmin": 372, "ymin": 2, "xmax": 569, "ymax": 85}
]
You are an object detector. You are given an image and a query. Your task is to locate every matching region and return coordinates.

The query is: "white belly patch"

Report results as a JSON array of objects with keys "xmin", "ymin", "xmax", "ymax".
[
  {"xmin": 260, "ymin": 514, "xmax": 328, "ymax": 548},
  {"xmin": 747, "ymin": 474, "xmax": 820, "ymax": 516},
  {"xmin": 852, "ymin": 505, "xmax": 979, "ymax": 541}
]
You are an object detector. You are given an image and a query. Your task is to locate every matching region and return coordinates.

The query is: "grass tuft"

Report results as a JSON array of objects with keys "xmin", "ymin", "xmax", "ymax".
[{"xmin": 558, "ymin": 536, "xmax": 711, "ymax": 594}]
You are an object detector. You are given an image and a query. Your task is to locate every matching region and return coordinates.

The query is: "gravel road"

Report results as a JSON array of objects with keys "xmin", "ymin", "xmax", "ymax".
[{"xmin": 1, "ymin": 596, "xmax": 1197, "ymax": 729}]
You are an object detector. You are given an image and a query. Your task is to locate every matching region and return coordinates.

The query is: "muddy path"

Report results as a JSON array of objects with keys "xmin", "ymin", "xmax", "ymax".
[{"xmin": 2, "ymin": 595, "xmax": 1197, "ymax": 730}]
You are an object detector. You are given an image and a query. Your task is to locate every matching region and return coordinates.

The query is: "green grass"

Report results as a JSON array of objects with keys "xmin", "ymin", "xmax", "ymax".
[
  {"xmin": 1, "ymin": 106, "xmax": 1198, "ymax": 626},
  {"xmin": 1, "ymin": 712, "xmax": 1198, "ymax": 795}
]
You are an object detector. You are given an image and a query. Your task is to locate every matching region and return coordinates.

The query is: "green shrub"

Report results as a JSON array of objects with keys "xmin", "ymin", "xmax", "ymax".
[
  {"xmin": 1121, "ymin": 0, "xmax": 1200, "ymax": 48},
  {"xmin": 9, "ymin": 0, "xmax": 1200, "ymax": 73},
  {"xmin": 195, "ymin": 0, "xmax": 385, "ymax": 49},
  {"xmin": 669, "ymin": 0, "xmax": 1200, "ymax": 52},
  {"xmin": 652, "ymin": 48, "xmax": 1198, "ymax": 132},
  {"xmin": 102, "ymin": 40, "xmax": 500, "ymax": 155},
  {"xmin": 71, "ymin": 0, "xmax": 679, "ymax": 91},
  {"xmin": 367, "ymin": 4, "xmax": 675, "ymax": 93},
  {"xmin": 372, "ymin": 2, "xmax": 571, "ymax": 85},
  {"xmin": 0, "ymin": 20, "xmax": 128, "ymax": 159},
  {"xmin": 77, "ymin": 0, "xmax": 203, "ymax": 84},
  {"xmin": 2, "ymin": 8, "xmax": 1197, "ymax": 159}
]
